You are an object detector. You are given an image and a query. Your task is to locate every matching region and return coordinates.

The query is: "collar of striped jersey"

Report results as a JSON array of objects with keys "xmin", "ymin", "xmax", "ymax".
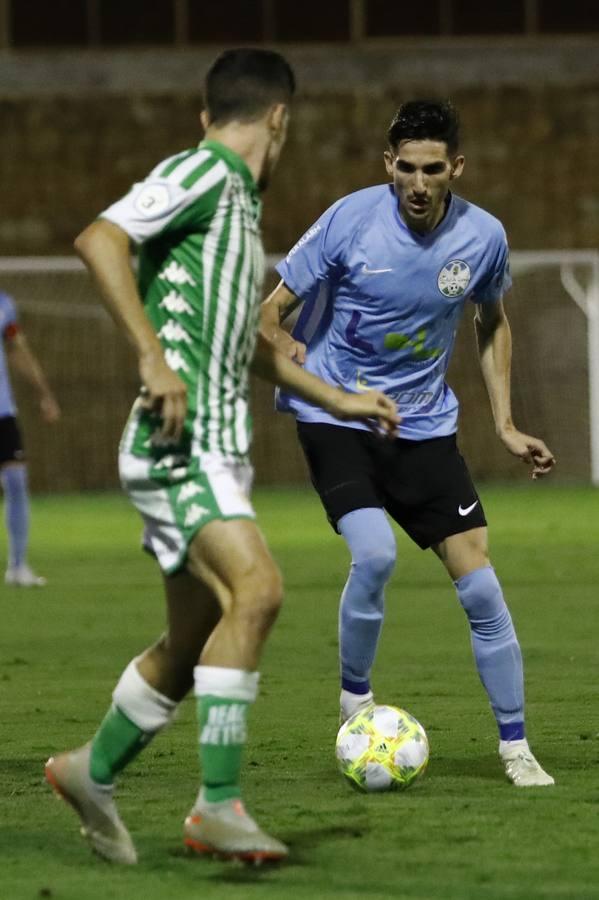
[{"xmin": 198, "ymin": 140, "xmax": 258, "ymax": 195}]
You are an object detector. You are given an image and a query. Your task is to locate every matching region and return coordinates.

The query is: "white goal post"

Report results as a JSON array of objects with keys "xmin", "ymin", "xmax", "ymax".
[
  {"xmin": 0, "ymin": 250, "xmax": 598, "ymax": 487},
  {"xmin": 509, "ymin": 251, "xmax": 599, "ymax": 486}
]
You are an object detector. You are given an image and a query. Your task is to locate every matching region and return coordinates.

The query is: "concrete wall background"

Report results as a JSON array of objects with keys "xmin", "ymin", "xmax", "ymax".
[{"xmin": 1, "ymin": 42, "xmax": 599, "ymax": 255}]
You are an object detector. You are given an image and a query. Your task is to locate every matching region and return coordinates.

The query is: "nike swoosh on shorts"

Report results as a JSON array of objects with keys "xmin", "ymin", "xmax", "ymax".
[{"xmin": 458, "ymin": 501, "xmax": 479, "ymax": 516}]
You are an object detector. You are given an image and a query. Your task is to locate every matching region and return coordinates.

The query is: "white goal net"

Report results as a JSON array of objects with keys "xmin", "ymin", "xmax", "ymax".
[{"xmin": 0, "ymin": 252, "xmax": 597, "ymax": 491}]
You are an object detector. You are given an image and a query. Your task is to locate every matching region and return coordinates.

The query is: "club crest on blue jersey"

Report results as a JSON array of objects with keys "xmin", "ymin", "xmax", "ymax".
[{"xmin": 437, "ymin": 260, "xmax": 471, "ymax": 298}]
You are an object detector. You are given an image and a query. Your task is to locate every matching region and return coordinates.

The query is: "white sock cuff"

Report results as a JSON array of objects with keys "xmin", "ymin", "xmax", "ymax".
[
  {"xmin": 193, "ymin": 665, "xmax": 259, "ymax": 703},
  {"xmin": 112, "ymin": 659, "xmax": 177, "ymax": 732}
]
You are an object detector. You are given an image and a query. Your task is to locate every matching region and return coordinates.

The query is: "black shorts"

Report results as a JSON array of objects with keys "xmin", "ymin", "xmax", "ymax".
[
  {"xmin": 0, "ymin": 416, "xmax": 25, "ymax": 466},
  {"xmin": 297, "ymin": 422, "xmax": 486, "ymax": 549}
]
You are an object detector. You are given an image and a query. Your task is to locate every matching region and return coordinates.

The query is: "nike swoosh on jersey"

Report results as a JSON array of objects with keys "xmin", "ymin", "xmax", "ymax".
[
  {"xmin": 362, "ymin": 264, "xmax": 394, "ymax": 275},
  {"xmin": 458, "ymin": 501, "xmax": 479, "ymax": 516}
]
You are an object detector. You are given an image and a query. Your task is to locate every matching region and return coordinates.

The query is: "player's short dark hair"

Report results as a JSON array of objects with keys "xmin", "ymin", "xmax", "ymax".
[
  {"xmin": 387, "ymin": 100, "xmax": 460, "ymax": 155},
  {"xmin": 204, "ymin": 48, "xmax": 296, "ymax": 125}
]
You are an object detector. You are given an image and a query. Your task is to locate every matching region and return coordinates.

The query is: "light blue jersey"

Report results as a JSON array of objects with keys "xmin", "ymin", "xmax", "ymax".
[
  {"xmin": 276, "ymin": 185, "xmax": 511, "ymax": 439},
  {"xmin": 0, "ymin": 292, "xmax": 18, "ymax": 417}
]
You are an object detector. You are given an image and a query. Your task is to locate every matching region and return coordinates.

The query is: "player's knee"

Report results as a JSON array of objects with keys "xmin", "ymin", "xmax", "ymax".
[
  {"xmin": 236, "ymin": 565, "xmax": 283, "ymax": 631},
  {"xmin": 455, "ymin": 565, "xmax": 506, "ymax": 620},
  {"xmin": 352, "ymin": 541, "xmax": 396, "ymax": 587},
  {"xmin": 341, "ymin": 509, "xmax": 396, "ymax": 588}
]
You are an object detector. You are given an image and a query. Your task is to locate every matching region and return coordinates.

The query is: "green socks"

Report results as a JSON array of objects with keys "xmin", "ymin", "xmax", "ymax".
[
  {"xmin": 90, "ymin": 704, "xmax": 150, "ymax": 785},
  {"xmin": 89, "ymin": 659, "xmax": 177, "ymax": 786},
  {"xmin": 87, "ymin": 661, "xmax": 259, "ymax": 798},
  {"xmin": 197, "ymin": 697, "xmax": 249, "ymax": 802},
  {"xmin": 194, "ymin": 666, "xmax": 260, "ymax": 804}
]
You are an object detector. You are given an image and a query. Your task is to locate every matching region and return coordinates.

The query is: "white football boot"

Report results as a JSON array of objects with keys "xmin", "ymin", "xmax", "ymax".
[
  {"xmin": 184, "ymin": 791, "xmax": 288, "ymax": 864},
  {"xmin": 5, "ymin": 564, "xmax": 46, "ymax": 587},
  {"xmin": 499, "ymin": 739, "xmax": 555, "ymax": 787},
  {"xmin": 339, "ymin": 688, "xmax": 375, "ymax": 726},
  {"xmin": 45, "ymin": 744, "xmax": 137, "ymax": 864}
]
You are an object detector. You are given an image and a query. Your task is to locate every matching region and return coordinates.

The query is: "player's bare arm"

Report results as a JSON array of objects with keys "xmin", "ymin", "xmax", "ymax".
[
  {"xmin": 260, "ymin": 279, "xmax": 306, "ymax": 363},
  {"xmin": 5, "ymin": 332, "xmax": 61, "ymax": 423},
  {"xmin": 252, "ymin": 333, "xmax": 399, "ymax": 434},
  {"xmin": 475, "ymin": 298, "xmax": 555, "ymax": 479},
  {"xmin": 74, "ymin": 219, "xmax": 187, "ymax": 441}
]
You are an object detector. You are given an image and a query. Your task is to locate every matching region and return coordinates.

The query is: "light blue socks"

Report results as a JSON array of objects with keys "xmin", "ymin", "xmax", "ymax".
[
  {"xmin": 455, "ymin": 565, "xmax": 525, "ymax": 741},
  {"xmin": 2, "ymin": 464, "xmax": 29, "ymax": 568},
  {"xmin": 337, "ymin": 511, "xmax": 525, "ymax": 743},
  {"xmin": 338, "ymin": 508, "xmax": 396, "ymax": 693}
]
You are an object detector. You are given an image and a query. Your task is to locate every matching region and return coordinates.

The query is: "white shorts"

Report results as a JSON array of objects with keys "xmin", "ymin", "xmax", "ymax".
[{"xmin": 119, "ymin": 450, "xmax": 255, "ymax": 574}]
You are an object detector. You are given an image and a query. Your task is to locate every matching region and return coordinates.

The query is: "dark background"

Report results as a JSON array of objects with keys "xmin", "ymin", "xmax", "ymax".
[{"xmin": 0, "ymin": 0, "xmax": 596, "ymax": 489}]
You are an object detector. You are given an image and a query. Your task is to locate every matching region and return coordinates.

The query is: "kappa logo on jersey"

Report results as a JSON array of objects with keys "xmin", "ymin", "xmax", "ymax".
[
  {"xmin": 164, "ymin": 348, "xmax": 190, "ymax": 373},
  {"xmin": 152, "ymin": 454, "xmax": 188, "ymax": 479},
  {"xmin": 159, "ymin": 261, "xmax": 197, "ymax": 287},
  {"xmin": 184, "ymin": 504, "xmax": 211, "ymax": 527},
  {"xmin": 159, "ymin": 291, "xmax": 193, "ymax": 315},
  {"xmin": 158, "ymin": 321, "xmax": 192, "ymax": 344},
  {"xmin": 177, "ymin": 482, "xmax": 206, "ymax": 504},
  {"xmin": 437, "ymin": 260, "xmax": 471, "ymax": 298},
  {"xmin": 135, "ymin": 183, "xmax": 170, "ymax": 218}
]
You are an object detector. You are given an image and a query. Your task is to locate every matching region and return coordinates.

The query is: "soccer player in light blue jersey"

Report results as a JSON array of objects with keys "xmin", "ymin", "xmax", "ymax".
[
  {"xmin": 261, "ymin": 100, "xmax": 556, "ymax": 787},
  {"xmin": 0, "ymin": 291, "xmax": 60, "ymax": 586}
]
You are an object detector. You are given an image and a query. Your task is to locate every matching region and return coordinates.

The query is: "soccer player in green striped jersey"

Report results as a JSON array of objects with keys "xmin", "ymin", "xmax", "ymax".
[{"xmin": 45, "ymin": 49, "xmax": 398, "ymax": 866}]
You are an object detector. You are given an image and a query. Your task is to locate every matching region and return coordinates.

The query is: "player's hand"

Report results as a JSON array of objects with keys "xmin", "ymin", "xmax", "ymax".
[
  {"xmin": 139, "ymin": 350, "xmax": 188, "ymax": 442},
  {"xmin": 499, "ymin": 426, "xmax": 556, "ymax": 479},
  {"xmin": 40, "ymin": 393, "xmax": 61, "ymax": 424},
  {"xmin": 331, "ymin": 389, "xmax": 400, "ymax": 436},
  {"xmin": 267, "ymin": 326, "xmax": 306, "ymax": 365}
]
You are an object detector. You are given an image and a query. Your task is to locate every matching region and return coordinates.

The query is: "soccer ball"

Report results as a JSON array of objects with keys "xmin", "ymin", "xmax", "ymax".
[{"xmin": 336, "ymin": 704, "xmax": 429, "ymax": 792}]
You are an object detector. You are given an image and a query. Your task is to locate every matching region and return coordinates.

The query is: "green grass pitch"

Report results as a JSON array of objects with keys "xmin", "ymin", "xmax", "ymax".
[{"xmin": 2, "ymin": 485, "xmax": 599, "ymax": 900}]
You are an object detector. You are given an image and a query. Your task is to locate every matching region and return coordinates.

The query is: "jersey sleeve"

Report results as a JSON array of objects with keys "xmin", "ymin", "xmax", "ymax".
[
  {"xmin": 0, "ymin": 292, "xmax": 19, "ymax": 339},
  {"xmin": 100, "ymin": 154, "xmax": 229, "ymax": 245},
  {"xmin": 276, "ymin": 199, "xmax": 345, "ymax": 303},
  {"xmin": 472, "ymin": 228, "xmax": 512, "ymax": 304}
]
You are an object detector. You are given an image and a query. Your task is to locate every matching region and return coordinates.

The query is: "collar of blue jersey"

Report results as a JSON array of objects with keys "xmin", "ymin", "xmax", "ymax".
[
  {"xmin": 392, "ymin": 188, "xmax": 455, "ymax": 240},
  {"xmin": 198, "ymin": 139, "xmax": 257, "ymax": 194}
]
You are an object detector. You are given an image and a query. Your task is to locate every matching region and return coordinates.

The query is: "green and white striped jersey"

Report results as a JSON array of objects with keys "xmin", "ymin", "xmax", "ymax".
[{"xmin": 102, "ymin": 140, "xmax": 265, "ymax": 467}]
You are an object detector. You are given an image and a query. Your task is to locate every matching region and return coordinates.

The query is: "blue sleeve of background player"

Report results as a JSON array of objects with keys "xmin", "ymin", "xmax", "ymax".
[
  {"xmin": 473, "ymin": 231, "xmax": 512, "ymax": 304},
  {"xmin": 275, "ymin": 200, "xmax": 345, "ymax": 303},
  {"xmin": 0, "ymin": 292, "xmax": 18, "ymax": 337}
]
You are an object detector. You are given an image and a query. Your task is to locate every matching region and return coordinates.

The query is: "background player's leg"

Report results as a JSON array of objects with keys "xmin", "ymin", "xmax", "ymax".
[
  {"xmin": 1, "ymin": 462, "xmax": 28, "ymax": 567},
  {"xmin": 337, "ymin": 508, "xmax": 396, "ymax": 721},
  {"xmin": 433, "ymin": 527, "xmax": 553, "ymax": 786},
  {"xmin": 183, "ymin": 517, "xmax": 288, "ymax": 859},
  {"xmin": 1, "ymin": 462, "xmax": 43, "ymax": 586}
]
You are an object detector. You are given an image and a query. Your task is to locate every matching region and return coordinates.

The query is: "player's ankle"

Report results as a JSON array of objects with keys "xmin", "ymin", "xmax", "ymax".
[
  {"xmin": 498, "ymin": 721, "xmax": 525, "ymax": 743},
  {"xmin": 200, "ymin": 784, "xmax": 242, "ymax": 805},
  {"xmin": 340, "ymin": 685, "xmax": 374, "ymax": 720}
]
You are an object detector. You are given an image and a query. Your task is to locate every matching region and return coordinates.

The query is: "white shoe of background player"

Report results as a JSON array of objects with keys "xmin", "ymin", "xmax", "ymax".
[{"xmin": 5, "ymin": 564, "xmax": 47, "ymax": 587}]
